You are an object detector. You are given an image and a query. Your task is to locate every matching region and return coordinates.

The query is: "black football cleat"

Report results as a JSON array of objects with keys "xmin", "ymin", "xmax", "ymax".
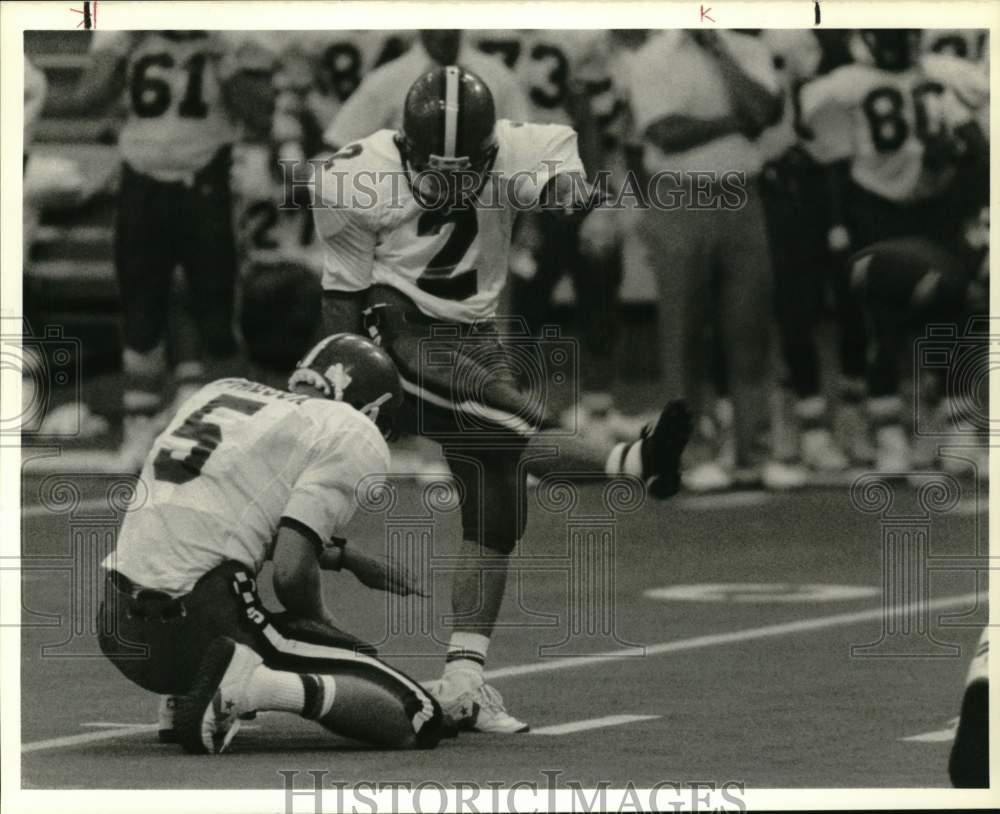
[
  {"xmin": 641, "ymin": 400, "xmax": 693, "ymax": 499},
  {"xmin": 949, "ymin": 678, "xmax": 989, "ymax": 787}
]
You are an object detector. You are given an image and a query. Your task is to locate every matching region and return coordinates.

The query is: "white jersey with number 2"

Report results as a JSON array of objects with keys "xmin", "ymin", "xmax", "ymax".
[
  {"xmin": 105, "ymin": 378, "xmax": 390, "ymax": 596},
  {"xmin": 314, "ymin": 119, "xmax": 585, "ymax": 323}
]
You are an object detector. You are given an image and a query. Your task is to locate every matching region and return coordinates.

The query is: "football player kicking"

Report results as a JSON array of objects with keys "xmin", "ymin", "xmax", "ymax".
[
  {"xmin": 99, "ymin": 263, "xmax": 452, "ymax": 754},
  {"xmin": 314, "ymin": 66, "xmax": 693, "ymax": 733}
]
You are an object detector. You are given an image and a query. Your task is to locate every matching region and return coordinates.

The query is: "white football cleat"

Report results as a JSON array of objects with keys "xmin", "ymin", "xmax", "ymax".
[
  {"xmin": 800, "ymin": 427, "xmax": 849, "ymax": 473},
  {"xmin": 683, "ymin": 460, "xmax": 732, "ymax": 493},
  {"xmin": 157, "ymin": 694, "xmax": 178, "ymax": 743},
  {"xmin": 175, "ymin": 637, "xmax": 262, "ymax": 754},
  {"xmin": 760, "ymin": 459, "xmax": 809, "ymax": 490},
  {"xmin": 874, "ymin": 425, "xmax": 913, "ymax": 474},
  {"xmin": 732, "ymin": 460, "xmax": 808, "ymax": 491},
  {"xmin": 431, "ymin": 674, "xmax": 529, "ymax": 734},
  {"xmin": 836, "ymin": 402, "xmax": 876, "ymax": 465}
]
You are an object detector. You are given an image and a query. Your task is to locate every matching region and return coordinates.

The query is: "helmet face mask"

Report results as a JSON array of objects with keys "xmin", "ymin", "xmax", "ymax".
[
  {"xmin": 398, "ymin": 65, "xmax": 499, "ymax": 209},
  {"xmin": 289, "ymin": 334, "xmax": 404, "ymax": 440},
  {"xmin": 401, "ymin": 143, "xmax": 498, "ymax": 209}
]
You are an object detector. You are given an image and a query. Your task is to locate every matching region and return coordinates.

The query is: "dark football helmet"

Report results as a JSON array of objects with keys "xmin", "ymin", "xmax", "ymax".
[
  {"xmin": 859, "ymin": 29, "xmax": 922, "ymax": 72},
  {"xmin": 396, "ymin": 65, "xmax": 498, "ymax": 208},
  {"xmin": 288, "ymin": 334, "xmax": 404, "ymax": 439}
]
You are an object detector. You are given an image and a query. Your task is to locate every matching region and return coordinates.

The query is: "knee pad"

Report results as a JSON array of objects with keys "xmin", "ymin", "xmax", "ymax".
[{"xmin": 444, "ymin": 446, "xmax": 528, "ymax": 553}]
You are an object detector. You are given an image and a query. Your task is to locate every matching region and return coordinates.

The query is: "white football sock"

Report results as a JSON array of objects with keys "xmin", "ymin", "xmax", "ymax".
[
  {"xmin": 605, "ymin": 440, "xmax": 643, "ymax": 479},
  {"xmin": 246, "ymin": 665, "xmax": 304, "ymax": 712},
  {"xmin": 443, "ymin": 632, "xmax": 490, "ymax": 681},
  {"xmin": 246, "ymin": 665, "xmax": 335, "ymax": 719}
]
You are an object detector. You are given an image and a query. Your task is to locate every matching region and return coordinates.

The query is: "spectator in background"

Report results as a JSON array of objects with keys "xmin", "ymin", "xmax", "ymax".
[
  {"xmin": 323, "ymin": 30, "xmax": 528, "ymax": 150},
  {"xmin": 848, "ymin": 234, "xmax": 989, "ymax": 478},
  {"xmin": 622, "ymin": 29, "xmax": 802, "ymax": 491},
  {"xmin": 800, "ymin": 29, "xmax": 989, "ymax": 471},
  {"xmin": 24, "ymin": 57, "xmax": 47, "ymax": 161},
  {"xmin": 46, "ymin": 31, "xmax": 277, "ymax": 470},
  {"xmin": 757, "ymin": 29, "xmax": 849, "ymax": 474},
  {"xmin": 23, "ymin": 57, "xmax": 48, "ymax": 246}
]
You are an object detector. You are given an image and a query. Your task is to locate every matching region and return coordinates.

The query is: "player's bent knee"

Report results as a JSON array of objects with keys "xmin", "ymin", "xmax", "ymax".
[{"xmin": 478, "ymin": 515, "xmax": 524, "ymax": 555}]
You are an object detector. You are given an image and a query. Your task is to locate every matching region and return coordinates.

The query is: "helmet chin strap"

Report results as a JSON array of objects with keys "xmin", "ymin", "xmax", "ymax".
[{"xmin": 360, "ymin": 392, "xmax": 396, "ymax": 439}]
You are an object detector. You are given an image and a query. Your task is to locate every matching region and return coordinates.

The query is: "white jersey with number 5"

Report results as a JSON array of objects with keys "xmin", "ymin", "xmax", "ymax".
[
  {"xmin": 105, "ymin": 378, "xmax": 390, "ymax": 596},
  {"xmin": 314, "ymin": 119, "xmax": 585, "ymax": 322}
]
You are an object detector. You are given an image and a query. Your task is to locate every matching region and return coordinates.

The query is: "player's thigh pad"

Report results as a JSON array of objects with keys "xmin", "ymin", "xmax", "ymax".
[
  {"xmin": 229, "ymin": 569, "xmax": 441, "ymax": 745},
  {"xmin": 267, "ymin": 612, "xmax": 379, "ymax": 657},
  {"xmin": 97, "ymin": 562, "xmax": 252, "ymax": 695},
  {"xmin": 365, "ymin": 287, "xmax": 546, "ymax": 438}
]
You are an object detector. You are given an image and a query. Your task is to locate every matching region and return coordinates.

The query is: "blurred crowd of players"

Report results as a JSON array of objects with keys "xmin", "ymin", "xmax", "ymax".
[{"xmin": 24, "ymin": 28, "xmax": 990, "ymax": 489}]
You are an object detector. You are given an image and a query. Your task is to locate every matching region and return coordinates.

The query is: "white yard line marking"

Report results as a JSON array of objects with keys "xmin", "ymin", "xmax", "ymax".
[
  {"xmin": 675, "ymin": 491, "xmax": 771, "ymax": 510},
  {"xmin": 23, "ymin": 592, "xmax": 978, "ymax": 754},
  {"xmin": 481, "ymin": 591, "xmax": 979, "ymax": 682},
  {"xmin": 955, "ymin": 498, "xmax": 986, "ymax": 516},
  {"xmin": 22, "ymin": 724, "xmax": 158, "ymax": 753},
  {"xmin": 21, "ymin": 450, "xmax": 124, "ymax": 475},
  {"xmin": 531, "ymin": 714, "xmax": 660, "ymax": 736},
  {"xmin": 901, "ymin": 718, "xmax": 959, "ymax": 743}
]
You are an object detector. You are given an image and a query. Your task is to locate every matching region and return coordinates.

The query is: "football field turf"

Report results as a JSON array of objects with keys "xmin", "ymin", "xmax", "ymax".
[{"xmin": 19, "ymin": 461, "xmax": 987, "ymax": 789}]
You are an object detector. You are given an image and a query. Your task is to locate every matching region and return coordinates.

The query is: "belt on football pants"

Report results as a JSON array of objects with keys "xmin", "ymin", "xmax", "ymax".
[
  {"xmin": 363, "ymin": 285, "xmax": 439, "ymax": 336},
  {"xmin": 107, "ymin": 570, "xmax": 188, "ymax": 622},
  {"xmin": 363, "ymin": 284, "xmax": 501, "ymax": 338}
]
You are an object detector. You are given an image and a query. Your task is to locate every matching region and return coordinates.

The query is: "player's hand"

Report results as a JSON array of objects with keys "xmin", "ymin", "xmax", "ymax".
[
  {"xmin": 827, "ymin": 224, "xmax": 851, "ymax": 253},
  {"xmin": 343, "ymin": 549, "xmax": 429, "ymax": 597}
]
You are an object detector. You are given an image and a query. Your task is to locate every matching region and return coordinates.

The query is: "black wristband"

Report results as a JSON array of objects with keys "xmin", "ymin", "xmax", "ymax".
[
  {"xmin": 278, "ymin": 516, "xmax": 324, "ymax": 556},
  {"xmin": 325, "ymin": 536, "xmax": 348, "ymax": 571}
]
